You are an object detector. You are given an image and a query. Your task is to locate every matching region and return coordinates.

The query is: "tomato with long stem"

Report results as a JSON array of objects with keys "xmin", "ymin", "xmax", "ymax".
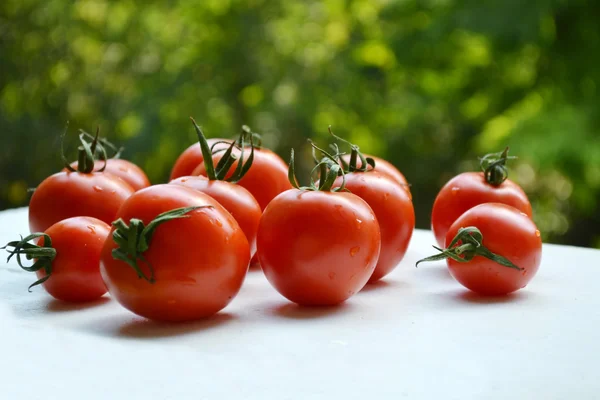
[
  {"xmin": 29, "ymin": 127, "xmax": 134, "ymax": 233},
  {"xmin": 2, "ymin": 217, "xmax": 110, "ymax": 302},
  {"xmin": 100, "ymin": 184, "xmax": 250, "ymax": 322},
  {"xmin": 170, "ymin": 138, "xmax": 231, "ymax": 180},
  {"xmin": 430, "ymin": 148, "xmax": 532, "ymax": 247},
  {"xmin": 418, "ymin": 203, "xmax": 542, "ymax": 296},
  {"xmin": 170, "ymin": 118, "xmax": 261, "ymax": 257},
  {"xmin": 257, "ymin": 146, "xmax": 381, "ymax": 306}
]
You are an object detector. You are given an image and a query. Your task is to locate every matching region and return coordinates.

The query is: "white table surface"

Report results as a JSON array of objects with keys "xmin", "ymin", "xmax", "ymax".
[{"xmin": 1, "ymin": 207, "xmax": 599, "ymax": 400}]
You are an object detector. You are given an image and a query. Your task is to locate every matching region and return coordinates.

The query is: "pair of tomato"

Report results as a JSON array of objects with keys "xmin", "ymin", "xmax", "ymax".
[{"xmin": 423, "ymin": 148, "xmax": 542, "ymax": 295}]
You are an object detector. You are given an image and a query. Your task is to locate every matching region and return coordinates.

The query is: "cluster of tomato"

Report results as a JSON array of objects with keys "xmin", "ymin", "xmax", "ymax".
[{"xmin": 3, "ymin": 120, "xmax": 541, "ymax": 322}]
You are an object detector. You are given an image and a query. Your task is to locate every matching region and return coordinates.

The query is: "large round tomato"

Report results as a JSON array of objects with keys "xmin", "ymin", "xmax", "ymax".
[
  {"xmin": 170, "ymin": 139, "xmax": 230, "ymax": 180},
  {"xmin": 29, "ymin": 172, "xmax": 134, "ymax": 233},
  {"xmin": 193, "ymin": 147, "xmax": 292, "ymax": 210},
  {"xmin": 334, "ymin": 172, "xmax": 414, "ymax": 283},
  {"xmin": 442, "ymin": 203, "xmax": 542, "ymax": 295},
  {"xmin": 4, "ymin": 217, "xmax": 110, "ymax": 302},
  {"xmin": 68, "ymin": 158, "xmax": 150, "ymax": 191},
  {"xmin": 100, "ymin": 184, "xmax": 250, "ymax": 322},
  {"xmin": 341, "ymin": 154, "xmax": 408, "ymax": 188},
  {"xmin": 431, "ymin": 172, "xmax": 532, "ymax": 247},
  {"xmin": 170, "ymin": 176, "xmax": 261, "ymax": 257},
  {"xmin": 257, "ymin": 189, "xmax": 381, "ymax": 306}
]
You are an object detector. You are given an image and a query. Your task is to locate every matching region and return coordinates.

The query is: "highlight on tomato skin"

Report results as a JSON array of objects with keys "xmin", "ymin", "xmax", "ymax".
[
  {"xmin": 99, "ymin": 184, "xmax": 250, "ymax": 322},
  {"xmin": 2, "ymin": 216, "xmax": 111, "ymax": 303}
]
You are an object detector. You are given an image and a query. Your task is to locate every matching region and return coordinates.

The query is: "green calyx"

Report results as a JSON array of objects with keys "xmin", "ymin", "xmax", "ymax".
[
  {"xmin": 110, "ymin": 206, "xmax": 211, "ymax": 283},
  {"xmin": 61, "ymin": 123, "xmax": 108, "ymax": 174},
  {"xmin": 190, "ymin": 118, "xmax": 254, "ymax": 183},
  {"xmin": 288, "ymin": 141, "xmax": 347, "ymax": 192},
  {"xmin": 415, "ymin": 227, "xmax": 523, "ymax": 270},
  {"xmin": 2, "ymin": 233, "xmax": 56, "ymax": 291},
  {"xmin": 328, "ymin": 125, "xmax": 376, "ymax": 173},
  {"xmin": 479, "ymin": 147, "xmax": 517, "ymax": 187}
]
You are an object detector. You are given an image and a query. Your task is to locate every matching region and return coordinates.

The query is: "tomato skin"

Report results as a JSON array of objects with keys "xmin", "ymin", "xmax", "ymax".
[
  {"xmin": 257, "ymin": 189, "xmax": 381, "ymax": 306},
  {"xmin": 341, "ymin": 154, "xmax": 408, "ymax": 188},
  {"xmin": 334, "ymin": 172, "xmax": 414, "ymax": 283},
  {"xmin": 170, "ymin": 176, "xmax": 261, "ymax": 257},
  {"xmin": 431, "ymin": 172, "xmax": 532, "ymax": 247},
  {"xmin": 68, "ymin": 159, "xmax": 150, "ymax": 191},
  {"xmin": 192, "ymin": 147, "xmax": 292, "ymax": 210},
  {"xmin": 100, "ymin": 184, "xmax": 250, "ymax": 322},
  {"xmin": 29, "ymin": 172, "xmax": 134, "ymax": 233},
  {"xmin": 170, "ymin": 139, "xmax": 229, "ymax": 180},
  {"xmin": 34, "ymin": 217, "xmax": 110, "ymax": 302},
  {"xmin": 445, "ymin": 203, "xmax": 542, "ymax": 296}
]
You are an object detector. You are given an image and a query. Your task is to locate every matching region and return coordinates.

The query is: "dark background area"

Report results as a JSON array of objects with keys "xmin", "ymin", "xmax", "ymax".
[{"xmin": 1, "ymin": 0, "xmax": 599, "ymax": 247}]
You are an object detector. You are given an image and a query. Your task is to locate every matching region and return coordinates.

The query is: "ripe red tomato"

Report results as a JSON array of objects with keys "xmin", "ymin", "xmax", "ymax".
[
  {"xmin": 334, "ymin": 171, "xmax": 414, "ymax": 283},
  {"xmin": 3, "ymin": 217, "xmax": 110, "ymax": 302},
  {"xmin": 193, "ymin": 147, "xmax": 292, "ymax": 210},
  {"xmin": 170, "ymin": 139, "xmax": 230, "ymax": 180},
  {"xmin": 257, "ymin": 189, "xmax": 381, "ymax": 305},
  {"xmin": 170, "ymin": 176, "xmax": 261, "ymax": 257},
  {"xmin": 431, "ymin": 172, "xmax": 532, "ymax": 247},
  {"xmin": 423, "ymin": 203, "xmax": 542, "ymax": 296},
  {"xmin": 341, "ymin": 154, "xmax": 408, "ymax": 188},
  {"xmin": 100, "ymin": 184, "xmax": 250, "ymax": 322},
  {"xmin": 29, "ymin": 171, "xmax": 134, "ymax": 233},
  {"xmin": 68, "ymin": 158, "xmax": 150, "ymax": 191}
]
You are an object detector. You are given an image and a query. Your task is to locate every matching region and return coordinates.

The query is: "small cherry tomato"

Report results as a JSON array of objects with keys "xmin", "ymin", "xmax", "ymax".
[
  {"xmin": 257, "ymin": 149, "xmax": 381, "ymax": 306},
  {"xmin": 3, "ymin": 217, "xmax": 110, "ymax": 302},
  {"xmin": 431, "ymin": 148, "xmax": 531, "ymax": 247},
  {"xmin": 29, "ymin": 171, "xmax": 134, "ymax": 233},
  {"xmin": 193, "ymin": 146, "xmax": 292, "ymax": 210},
  {"xmin": 100, "ymin": 184, "xmax": 250, "ymax": 322},
  {"xmin": 170, "ymin": 139, "xmax": 230, "ymax": 180},
  {"xmin": 418, "ymin": 203, "xmax": 542, "ymax": 296},
  {"xmin": 68, "ymin": 158, "xmax": 150, "ymax": 191},
  {"xmin": 334, "ymin": 171, "xmax": 414, "ymax": 283}
]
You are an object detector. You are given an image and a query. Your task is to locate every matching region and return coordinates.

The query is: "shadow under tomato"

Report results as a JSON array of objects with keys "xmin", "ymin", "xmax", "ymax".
[
  {"xmin": 453, "ymin": 290, "xmax": 531, "ymax": 304},
  {"xmin": 45, "ymin": 296, "xmax": 111, "ymax": 313},
  {"xmin": 117, "ymin": 312, "xmax": 236, "ymax": 339},
  {"xmin": 270, "ymin": 302, "xmax": 354, "ymax": 320},
  {"xmin": 359, "ymin": 279, "xmax": 408, "ymax": 293}
]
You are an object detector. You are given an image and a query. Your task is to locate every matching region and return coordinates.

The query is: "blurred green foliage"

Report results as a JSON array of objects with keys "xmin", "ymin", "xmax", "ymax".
[{"xmin": 1, "ymin": 0, "xmax": 599, "ymax": 247}]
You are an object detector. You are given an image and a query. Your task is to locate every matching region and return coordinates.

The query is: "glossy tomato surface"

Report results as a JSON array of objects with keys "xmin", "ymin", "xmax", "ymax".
[
  {"xmin": 170, "ymin": 139, "xmax": 230, "ymax": 180},
  {"xmin": 170, "ymin": 176, "xmax": 261, "ymax": 256},
  {"xmin": 69, "ymin": 158, "xmax": 150, "ymax": 191},
  {"xmin": 341, "ymin": 154, "xmax": 408, "ymax": 188},
  {"xmin": 29, "ymin": 171, "xmax": 134, "ymax": 233},
  {"xmin": 257, "ymin": 189, "xmax": 381, "ymax": 306},
  {"xmin": 35, "ymin": 216, "xmax": 110, "ymax": 302},
  {"xmin": 445, "ymin": 203, "xmax": 542, "ymax": 295},
  {"xmin": 431, "ymin": 172, "xmax": 532, "ymax": 247},
  {"xmin": 334, "ymin": 172, "xmax": 414, "ymax": 282},
  {"xmin": 193, "ymin": 147, "xmax": 292, "ymax": 210},
  {"xmin": 100, "ymin": 184, "xmax": 250, "ymax": 322}
]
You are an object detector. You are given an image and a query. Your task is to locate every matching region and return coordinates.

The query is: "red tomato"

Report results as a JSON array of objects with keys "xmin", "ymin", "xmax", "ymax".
[
  {"xmin": 193, "ymin": 147, "xmax": 292, "ymax": 210},
  {"xmin": 431, "ymin": 172, "xmax": 532, "ymax": 247},
  {"xmin": 170, "ymin": 139, "xmax": 230, "ymax": 180},
  {"xmin": 442, "ymin": 203, "xmax": 542, "ymax": 295},
  {"xmin": 4, "ymin": 217, "xmax": 110, "ymax": 302},
  {"xmin": 29, "ymin": 171, "xmax": 134, "ymax": 233},
  {"xmin": 341, "ymin": 154, "xmax": 408, "ymax": 188},
  {"xmin": 170, "ymin": 176, "xmax": 261, "ymax": 256},
  {"xmin": 100, "ymin": 184, "xmax": 250, "ymax": 322},
  {"xmin": 68, "ymin": 158, "xmax": 150, "ymax": 191},
  {"xmin": 334, "ymin": 172, "xmax": 414, "ymax": 283},
  {"xmin": 257, "ymin": 189, "xmax": 381, "ymax": 306}
]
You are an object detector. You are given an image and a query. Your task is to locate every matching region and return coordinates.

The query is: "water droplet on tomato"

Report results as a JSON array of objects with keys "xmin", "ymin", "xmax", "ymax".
[
  {"xmin": 520, "ymin": 212, "xmax": 528, "ymax": 217},
  {"xmin": 355, "ymin": 218, "xmax": 362, "ymax": 229},
  {"xmin": 451, "ymin": 187, "xmax": 460, "ymax": 195},
  {"xmin": 384, "ymin": 193, "xmax": 390, "ymax": 200},
  {"xmin": 350, "ymin": 246, "xmax": 360, "ymax": 257},
  {"xmin": 328, "ymin": 272, "xmax": 336, "ymax": 280},
  {"xmin": 86, "ymin": 225, "xmax": 96, "ymax": 234},
  {"xmin": 181, "ymin": 178, "xmax": 188, "ymax": 183},
  {"xmin": 110, "ymin": 190, "xmax": 116, "ymax": 194},
  {"xmin": 93, "ymin": 185, "xmax": 103, "ymax": 192},
  {"xmin": 522, "ymin": 269, "xmax": 528, "ymax": 276},
  {"xmin": 216, "ymin": 219, "xmax": 222, "ymax": 227},
  {"xmin": 535, "ymin": 230, "xmax": 541, "ymax": 237}
]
